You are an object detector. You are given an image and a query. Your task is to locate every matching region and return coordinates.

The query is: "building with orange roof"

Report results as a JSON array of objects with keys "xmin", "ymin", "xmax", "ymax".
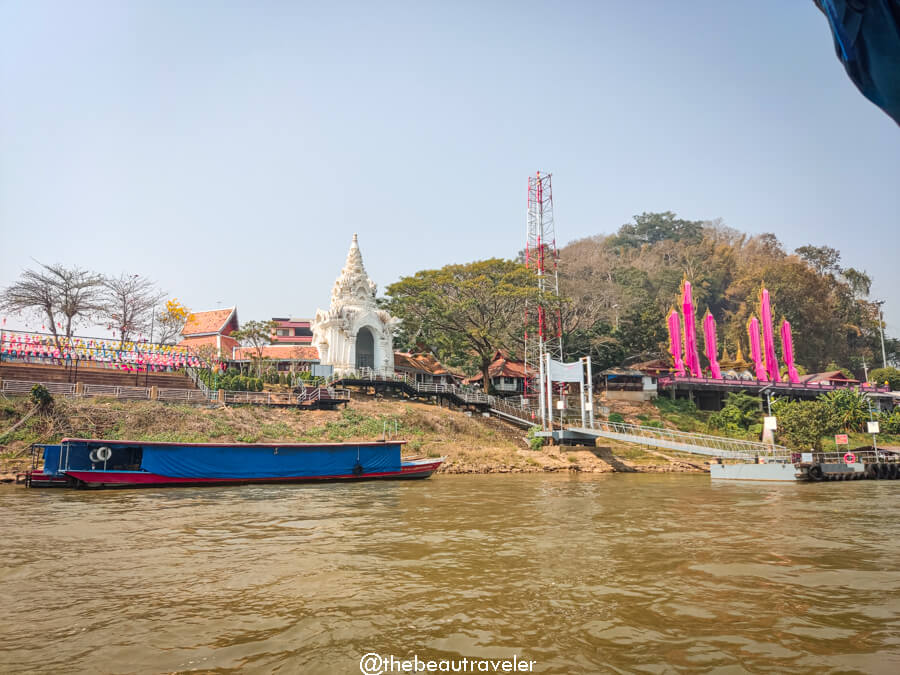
[
  {"xmin": 393, "ymin": 351, "xmax": 462, "ymax": 385},
  {"xmin": 464, "ymin": 350, "xmax": 534, "ymax": 396},
  {"xmin": 178, "ymin": 307, "xmax": 240, "ymax": 358}
]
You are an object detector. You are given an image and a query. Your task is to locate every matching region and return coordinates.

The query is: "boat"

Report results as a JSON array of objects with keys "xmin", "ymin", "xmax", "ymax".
[
  {"xmin": 710, "ymin": 448, "xmax": 900, "ymax": 482},
  {"xmin": 25, "ymin": 438, "xmax": 443, "ymax": 488}
]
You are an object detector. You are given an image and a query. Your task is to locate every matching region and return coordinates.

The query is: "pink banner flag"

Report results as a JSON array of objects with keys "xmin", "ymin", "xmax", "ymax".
[
  {"xmin": 667, "ymin": 308, "xmax": 685, "ymax": 376},
  {"xmin": 747, "ymin": 317, "xmax": 767, "ymax": 380},
  {"xmin": 703, "ymin": 311, "xmax": 723, "ymax": 380},
  {"xmin": 759, "ymin": 287, "xmax": 780, "ymax": 381},
  {"xmin": 681, "ymin": 280, "xmax": 702, "ymax": 377},
  {"xmin": 780, "ymin": 319, "xmax": 801, "ymax": 383}
]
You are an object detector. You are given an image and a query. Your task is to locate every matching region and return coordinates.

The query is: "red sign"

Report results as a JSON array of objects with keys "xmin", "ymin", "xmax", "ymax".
[{"xmin": 835, "ymin": 434, "xmax": 850, "ymax": 445}]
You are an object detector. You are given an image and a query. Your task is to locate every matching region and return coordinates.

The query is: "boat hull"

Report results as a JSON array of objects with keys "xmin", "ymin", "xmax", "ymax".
[{"xmin": 63, "ymin": 460, "xmax": 443, "ymax": 488}]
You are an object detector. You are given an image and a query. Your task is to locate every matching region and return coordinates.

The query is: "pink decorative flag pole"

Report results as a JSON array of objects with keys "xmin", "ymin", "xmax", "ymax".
[
  {"xmin": 703, "ymin": 311, "xmax": 723, "ymax": 380},
  {"xmin": 681, "ymin": 280, "xmax": 702, "ymax": 377},
  {"xmin": 747, "ymin": 317, "xmax": 768, "ymax": 380},
  {"xmin": 780, "ymin": 319, "xmax": 801, "ymax": 383},
  {"xmin": 759, "ymin": 287, "xmax": 780, "ymax": 381},
  {"xmin": 667, "ymin": 308, "xmax": 686, "ymax": 376}
]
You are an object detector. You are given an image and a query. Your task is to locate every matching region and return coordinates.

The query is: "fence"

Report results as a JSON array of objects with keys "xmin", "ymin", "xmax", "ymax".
[{"xmin": 0, "ymin": 378, "xmax": 344, "ymax": 408}]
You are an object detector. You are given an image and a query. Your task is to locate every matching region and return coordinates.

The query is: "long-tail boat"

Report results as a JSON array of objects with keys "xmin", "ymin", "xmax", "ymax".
[{"xmin": 25, "ymin": 438, "xmax": 443, "ymax": 488}]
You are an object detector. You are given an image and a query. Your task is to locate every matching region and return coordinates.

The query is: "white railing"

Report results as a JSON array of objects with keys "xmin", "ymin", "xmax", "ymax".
[
  {"xmin": 1, "ymin": 380, "xmax": 77, "ymax": 396},
  {"xmin": 571, "ymin": 419, "xmax": 791, "ymax": 460},
  {"xmin": 82, "ymin": 384, "xmax": 151, "ymax": 400}
]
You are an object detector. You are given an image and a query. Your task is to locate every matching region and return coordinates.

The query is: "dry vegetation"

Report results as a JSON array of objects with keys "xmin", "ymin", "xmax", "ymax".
[{"xmin": 0, "ymin": 394, "xmax": 707, "ymax": 479}]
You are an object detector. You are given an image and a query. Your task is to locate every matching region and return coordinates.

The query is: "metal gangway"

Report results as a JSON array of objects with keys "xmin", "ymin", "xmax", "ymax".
[{"xmin": 555, "ymin": 420, "xmax": 791, "ymax": 460}]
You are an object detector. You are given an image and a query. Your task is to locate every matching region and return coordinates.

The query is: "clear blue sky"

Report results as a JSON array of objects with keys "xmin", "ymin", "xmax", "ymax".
[{"xmin": 1, "ymin": 1, "xmax": 898, "ymax": 337}]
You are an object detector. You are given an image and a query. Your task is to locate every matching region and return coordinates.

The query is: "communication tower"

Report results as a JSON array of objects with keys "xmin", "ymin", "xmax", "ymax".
[{"xmin": 523, "ymin": 171, "xmax": 563, "ymax": 426}]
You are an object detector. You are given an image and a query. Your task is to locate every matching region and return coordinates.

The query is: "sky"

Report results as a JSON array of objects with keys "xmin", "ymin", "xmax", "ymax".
[{"xmin": 1, "ymin": 0, "xmax": 898, "ymax": 339}]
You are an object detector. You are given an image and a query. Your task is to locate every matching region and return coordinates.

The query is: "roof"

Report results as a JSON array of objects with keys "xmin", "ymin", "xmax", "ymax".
[
  {"xmin": 466, "ymin": 351, "xmax": 533, "ymax": 381},
  {"xmin": 178, "ymin": 334, "xmax": 240, "ymax": 357},
  {"xmin": 601, "ymin": 367, "xmax": 646, "ymax": 377},
  {"xmin": 231, "ymin": 344, "xmax": 320, "ymax": 361},
  {"xmin": 629, "ymin": 359, "xmax": 672, "ymax": 374},
  {"xmin": 393, "ymin": 352, "xmax": 460, "ymax": 377},
  {"xmin": 181, "ymin": 308, "xmax": 237, "ymax": 337},
  {"xmin": 801, "ymin": 370, "xmax": 860, "ymax": 384}
]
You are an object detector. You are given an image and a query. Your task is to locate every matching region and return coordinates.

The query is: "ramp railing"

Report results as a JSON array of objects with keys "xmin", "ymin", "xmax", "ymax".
[{"xmin": 569, "ymin": 420, "xmax": 791, "ymax": 460}]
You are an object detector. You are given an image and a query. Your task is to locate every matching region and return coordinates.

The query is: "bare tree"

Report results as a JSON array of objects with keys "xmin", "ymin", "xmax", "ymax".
[
  {"xmin": 1, "ymin": 262, "xmax": 104, "ymax": 349},
  {"xmin": 102, "ymin": 274, "xmax": 165, "ymax": 347}
]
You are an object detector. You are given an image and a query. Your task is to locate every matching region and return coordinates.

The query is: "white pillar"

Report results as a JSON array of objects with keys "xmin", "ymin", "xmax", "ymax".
[
  {"xmin": 545, "ymin": 352, "xmax": 554, "ymax": 429},
  {"xmin": 586, "ymin": 356, "xmax": 595, "ymax": 428},
  {"xmin": 579, "ymin": 360, "xmax": 586, "ymax": 428},
  {"xmin": 538, "ymin": 353, "xmax": 546, "ymax": 430}
]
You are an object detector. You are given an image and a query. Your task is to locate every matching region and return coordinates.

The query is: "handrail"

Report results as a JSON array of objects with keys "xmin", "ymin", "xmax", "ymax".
[{"xmin": 570, "ymin": 419, "xmax": 791, "ymax": 460}]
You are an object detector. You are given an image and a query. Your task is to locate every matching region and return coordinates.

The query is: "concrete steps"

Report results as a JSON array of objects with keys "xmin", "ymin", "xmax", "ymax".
[{"xmin": 0, "ymin": 362, "xmax": 198, "ymax": 390}]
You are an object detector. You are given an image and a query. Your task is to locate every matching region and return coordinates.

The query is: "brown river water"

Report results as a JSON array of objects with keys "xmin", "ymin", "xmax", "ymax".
[{"xmin": 1, "ymin": 474, "xmax": 898, "ymax": 674}]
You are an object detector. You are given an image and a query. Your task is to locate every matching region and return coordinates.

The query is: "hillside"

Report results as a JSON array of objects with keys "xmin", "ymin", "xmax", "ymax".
[{"xmin": 0, "ymin": 395, "xmax": 706, "ymax": 480}]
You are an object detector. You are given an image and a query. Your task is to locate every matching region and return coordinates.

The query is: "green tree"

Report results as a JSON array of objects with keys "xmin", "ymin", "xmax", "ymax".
[
  {"xmin": 818, "ymin": 389, "xmax": 870, "ymax": 432},
  {"xmin": 771, "ymin": 399, "xmax": 836, "ymax": 451},
  {"xmin": 870, "ymin": 367, "xmax": 900, "ymax": 391},
  {"xmin": 231, "ymin": 320, "xmax": 277, "ymax": 377},
  {"xmin": 609, "ymin": 212, "xmax": 704, "ymax": 248},
  {"xmin": 385, "ymin": 259, "xmax": 538, "ymax": 393}
]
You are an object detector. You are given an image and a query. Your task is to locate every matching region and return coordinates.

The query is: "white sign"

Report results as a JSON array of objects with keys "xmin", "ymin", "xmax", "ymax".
[
  {"xmin": 868, "ymin": 421, "xmax": 880, "ymax": 434},
  {"xmin": 801, "ymin": 452, "xmax": 813, "ymax": 463},
  {"xmin": 763, "ymin": 416, "xmax": 777, "ymax": 431},
  {"xmin": 547, "ymin": 358, "xmax": 583, "ymax": 383},
  {"xmin": 556, "ymin": 400, "xmax": 565, "ymax": 410}
]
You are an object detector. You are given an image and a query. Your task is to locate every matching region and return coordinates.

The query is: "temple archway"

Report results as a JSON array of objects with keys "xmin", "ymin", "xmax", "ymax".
[{"xmin": 355, "ymin": 326, "xmax": 375, "ymax": 369}]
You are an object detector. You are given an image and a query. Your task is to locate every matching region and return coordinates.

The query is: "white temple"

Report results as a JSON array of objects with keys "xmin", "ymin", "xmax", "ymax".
[{"xmin": 312, "ymin": 234, "xmax": 399, "ymax": 376}]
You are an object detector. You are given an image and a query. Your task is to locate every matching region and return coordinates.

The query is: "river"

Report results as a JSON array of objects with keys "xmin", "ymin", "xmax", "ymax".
[{"xmin": 1, "ymin": 475, "xmax": 898, "ymax": 674}]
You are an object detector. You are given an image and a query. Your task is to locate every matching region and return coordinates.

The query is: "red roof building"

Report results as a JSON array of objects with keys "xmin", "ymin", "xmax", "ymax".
[
  {"xmin": 393, "ymin": 352, "xmax": 462, "ymax": 385},
  {"xmin": 464, "ymin": 351, "xmax": 534, "ymax": 395},
  {"xmin": 231, "ymin": 344, "xmax": 320, "ymax": 369},
  {"xmin": 271, "ymin": 317, "xmax": 314, "ymax": 345},
  {"xmin": 178, "ymin": 307, "xmax": 240, "ymax": 358}
]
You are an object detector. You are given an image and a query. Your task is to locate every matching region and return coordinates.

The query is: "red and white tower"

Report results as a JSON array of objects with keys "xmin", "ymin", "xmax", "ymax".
[{"xmin": 524, "ymin": 171, "xmax": 563, "ymax": 428}]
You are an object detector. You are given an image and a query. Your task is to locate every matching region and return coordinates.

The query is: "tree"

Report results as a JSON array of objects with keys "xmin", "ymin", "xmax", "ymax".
[
  {"xmin": 819, "ymin": 389, "xmax": 869, "ymax": 432},
  {"xmin": 231, "ymin": 320, "xmax": 276, "ymax": 376},
  {"xmin": 385, "ymin": 259, "xmax": 538, "ymax": 393},
  {"xmin": 0, "ymin": 262, "xmax": 104, "ymax": 349},
  {"xmin": 155, "ymin": 298, "xmax": 190, "ymax": 344},
  {"xmin": 102, "ymin": 274, "xmax": 165, "ymax": 346},
  {"xmin": 609, "ymin": 212, "xmax": 704, "ymax": 249},
  {"xmin": 795, "ymin": 245, "xmax": 842, "ymax": 275},
  {"xmin": 870, "ymin": 367, "xmax": 900, "ymax": 391},
  {"xmin": 771, "ymin": 399, "xmax": 836, "ymax": 451}
]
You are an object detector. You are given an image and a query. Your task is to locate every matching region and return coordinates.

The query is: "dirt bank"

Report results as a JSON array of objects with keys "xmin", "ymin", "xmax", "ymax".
[{"xmin": 0, "ymin": 396, "xmax": 708, "ymax": 481}]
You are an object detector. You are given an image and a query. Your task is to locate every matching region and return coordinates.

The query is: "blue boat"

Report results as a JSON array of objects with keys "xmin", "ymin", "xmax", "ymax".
[{"xmin": 26, "ymin": 438, "xmax": 443, "ymax": 488}]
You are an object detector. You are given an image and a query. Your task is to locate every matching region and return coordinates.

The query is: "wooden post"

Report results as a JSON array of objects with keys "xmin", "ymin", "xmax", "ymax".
[{"xmin": 150, "ymin": 386, "xmax": 158, "ymax": 401}]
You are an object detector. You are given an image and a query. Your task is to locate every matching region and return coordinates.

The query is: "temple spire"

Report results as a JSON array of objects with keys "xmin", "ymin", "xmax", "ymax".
[{"xmin": 330, "ymin": 233, "xmax": 376, "ymax": 309}]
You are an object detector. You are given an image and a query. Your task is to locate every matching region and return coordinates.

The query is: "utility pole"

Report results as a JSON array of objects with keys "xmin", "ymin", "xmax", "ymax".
[{"xmin": 875, "ymin": 300, "xmax": 888, "ymax": 368}]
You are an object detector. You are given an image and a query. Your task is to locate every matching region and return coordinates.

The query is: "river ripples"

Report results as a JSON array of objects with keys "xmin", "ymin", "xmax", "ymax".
[{"xmin": 1, "ymin": 475, "xmax": 899, "ymax": 673}]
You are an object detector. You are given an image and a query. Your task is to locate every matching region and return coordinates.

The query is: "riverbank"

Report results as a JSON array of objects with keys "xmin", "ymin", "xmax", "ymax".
[{"xmin": 0, "ymin": 396, "xmax": 708, "ymax": 480}]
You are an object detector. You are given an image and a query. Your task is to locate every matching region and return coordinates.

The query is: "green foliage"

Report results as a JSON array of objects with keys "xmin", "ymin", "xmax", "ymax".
[
  {"xmin": 30, "ymin": 384, "xmax": 53, "ymax": 410},
  {"xmin": 609, "ymin": 212, "xmax": 704, "ymax": 248},
  {"xmin": 709, "ymin": 392, "xmax": 761, "ymax": 432},
  {"xmin": 653, "ymin": 397, "xmax": 697, "ymax": 415},
  {"xmin": 526, "ymin": 426, "xmax": 544, "ymax": 451},
  {"xmin": 879, "ymin": 410, "xmax": 900, "ymax": 435},
  {"xmin": 608, "ymin": 412, "xmax": 625, "ymax": 423},
  {"xmin": 771, "ymin": 399, "xmax": 836, "ymax": 450},
  {"xmin": 385, "ymin": 258, "xmax": 540, "ymax": 390},
  {"xmin": 870, "ymin": 367, "xmax": 900, "ymax": 391},
  {"xmin": 818, "ymin": 389, "xmax": 870, "ymax": 432}
]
